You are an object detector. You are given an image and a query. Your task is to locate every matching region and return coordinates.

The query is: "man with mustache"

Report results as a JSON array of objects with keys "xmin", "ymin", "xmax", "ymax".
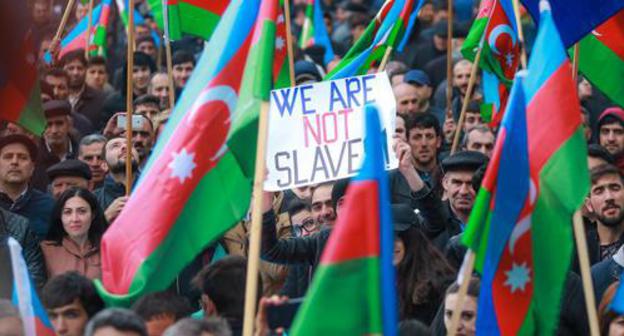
[
  {"xmin": 597, "ymin": 107, "xmax": 624, "ymax": 171},
  {"xmin": 586, "ymin": 164, "xmax": 624, "ymax": 262}
]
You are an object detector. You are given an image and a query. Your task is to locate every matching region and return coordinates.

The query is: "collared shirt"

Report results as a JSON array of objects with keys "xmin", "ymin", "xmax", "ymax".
[
  {"xmin": 68, "ymin": 86, "xmax": 85, "ymax": 109},
  {"xmin": 44, "ymin": 138, "xmax": 73, "ymax": 161}
]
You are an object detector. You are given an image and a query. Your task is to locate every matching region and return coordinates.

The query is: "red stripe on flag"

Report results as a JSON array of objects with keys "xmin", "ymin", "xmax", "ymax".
[
  {"xmin": 594, "ymin": 10, "xmax": 624, "ymax": 60},
  {"xmin": 176, "ymin": 0, "xmax": 228, "ymax": 15},
  {"xmin": 320, "ymin": 181, "xmax": 381, "ymax": 264},
  {"xmin": 526, "ymin": 62, "xmax": 581, "ymax": 175}
]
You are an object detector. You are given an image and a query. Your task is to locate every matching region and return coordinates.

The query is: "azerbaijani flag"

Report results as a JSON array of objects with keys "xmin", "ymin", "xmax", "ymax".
[
  {"xmin": 0, "ymin": 237, "xmax": 55, "ymax": 336},
  {"xmin": 521, "ymin": 0, "xmax": 624, "ymax": 47},
  {"xmin": 325, "ymin": 0, "xmax": 402, "ymax": 79},
  {"xmin": 291, "ymin": 105, "xmax": 398, "ymax": 335},
  {"xmin": 95, "ymin": 0, "xmax": 285, "ymax": 306},
  {"xmin": 462, "ymin": 1, "xmax": 590, "ymax": 334},
  {"xmin": 299, "ymin": 0, "xmax": 334, "ymax": 65},
  {"xmin": 576, "ymin": 10, "xmax": 624, "ymax": 108},
  {"xmin": 0, "ymin": 0, "xmax": 46, "ymax": 135},
  {"xmin": 47, "ymin": 0, "xmax": 112, "ymax": 61}
]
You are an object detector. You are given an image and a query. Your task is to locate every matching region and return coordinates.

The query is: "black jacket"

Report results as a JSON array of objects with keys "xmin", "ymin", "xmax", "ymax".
[{"xmin": 0, "ymin": 208, "xmax": 46, "ymax": 288}]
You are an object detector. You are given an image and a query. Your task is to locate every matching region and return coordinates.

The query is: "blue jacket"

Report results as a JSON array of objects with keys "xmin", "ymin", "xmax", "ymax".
[
  {"xmin": 592, "ymin": 257, "xmax": 623, "ymax": 304},
  {"xmin": 0, "ymin": 188, "xmax": 54, "ymax": 241}
]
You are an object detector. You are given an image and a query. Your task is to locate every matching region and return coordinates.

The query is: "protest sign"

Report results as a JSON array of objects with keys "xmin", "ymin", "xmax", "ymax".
[{"xmin": 264, "ymin": 73, "xmax": 397, "ymax": 191}]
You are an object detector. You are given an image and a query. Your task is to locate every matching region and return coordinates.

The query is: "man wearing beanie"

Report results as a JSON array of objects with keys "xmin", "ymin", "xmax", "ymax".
[{"xmin": 597, "ymin": 107, "xmax": 624, "ymax": 170}]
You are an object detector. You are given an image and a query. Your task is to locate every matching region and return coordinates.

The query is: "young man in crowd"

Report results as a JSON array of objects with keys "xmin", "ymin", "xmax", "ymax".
[
  {"xmin": 172, "ymin": 50, "xmax": 196, "ymax": 93},
  {"xmin": 85, "ymin": 56, "xmax": 113, "ymax": 95},
  {"xmin": 597, "ymin": 107, "xmax": 624, "ymax": 170},
  {"xmin": 406, "ymin": 113, "xmax": 443, "ymax": 192},
  {"xmin": 42, "ymin": 272, "xmax": 105, "ymax": 336}
]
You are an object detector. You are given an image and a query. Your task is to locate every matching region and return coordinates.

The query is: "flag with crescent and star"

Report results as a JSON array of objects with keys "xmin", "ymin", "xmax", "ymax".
[
  {"xmin": 95, "ymin": 0, "xmax": 286, "ymax": 306},
  {"xmin": 462, "ymin": 1, "xmax": 589, "ymax": 334}
]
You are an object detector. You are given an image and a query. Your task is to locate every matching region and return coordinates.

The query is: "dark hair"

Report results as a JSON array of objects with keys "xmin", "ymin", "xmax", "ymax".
[
  {"xmin": 45, "ymin": 187, "xmax": 108, "ymax": 247},
  {"xmin": 471, "ymin": 163, "xmax": 487, "ymax": 192},
  {"xmin": 590, "ymin": 163, "xmax": 624, "ymax": 185},
  {"xmin": 84, "ymin": 308, "xmax": 147, "ymax": 336},
  {"xmin": 59, "ymin": 49, "xmax": 87, "ymax": 67},
  {"xmin": 466, "ymin": 100, "xmax": 481, "ymax": 113},
  {"xmin": 396, "ymin": 227, "xmax": 455, "ymax": 319},
  {"xmin": 163, "ymin": 317, "xmax": 232, "ymax": 336},
  {"xmin": 119, "ymin": 52, "xmax": 156, "ymax": 92},
  {"xmin": 131, "ymin": 291, "xmax": 193, "ymax": 321},
  {"xmin": 406, "ymin": 113, "xmax": 442, "ymax": 138},
  {"xmin": 136, "ymin": 35, "xmax": 155, "ymax": 47},
  {"xmin": 599, "ymin": 281, "xmax": 620, "ymax": 336},
  {"xmin": 349, "ymin": 12, "xmax": 369, "ymax": 28},
  {"xmin": 193, "ymin": 256, "xmax": 260, "ymax": 321},
  {"xmin": 133, "ymin": 94, "xmax": 160, "ymax": 109},
  {"xmin": 588, "ymin": 144, "xmax": 615, "ymax": 165},
  {"xmin": 172, "ymin": 50, "xmax": 195, "ymax": 66},
  {"xmin": 331, "ymin": 178, "xmax": 350, "ymax": 209},
  {"xmin": 42, "ymin": 271, "xmax": 104, "ymax": 317},
  {"xmin": 87, "ymin": 55, "xmax": 106, "ymax": 67},
  {"xmin": 445, "ymin": 277, "xmax": 481, "ymax": 298},
  {"xmin": 310, "ymin": 182, "xmax": 334, "ymax": 203},
  {"xmin": 286, "ymin": 199, "xmax": 311, "ymax": 218},
  {"xmin": 44, "ymin": 67, "xmax": 69, "ymax": 81},
  {"xmin": 398, "ymin": 319, "xmax": 431, "ymax": 336}
]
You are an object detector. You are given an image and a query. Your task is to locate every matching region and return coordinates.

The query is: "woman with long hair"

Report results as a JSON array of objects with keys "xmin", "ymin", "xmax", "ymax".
[
  {"xmin": 395, "ymin": 226, "xmax": 456, "ymax": 324},
  {"xmin": 41, "ymin": 187, "xmax": 107, "ymax": 279}
]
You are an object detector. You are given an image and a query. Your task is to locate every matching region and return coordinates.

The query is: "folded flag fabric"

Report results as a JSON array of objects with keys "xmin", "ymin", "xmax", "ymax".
[
  {"xmin": 95, "ymin": 0, "xmax": 285, "ymax": 306},
  {"xmin": 291, "ymin": 104, "xmax": 397, "ymax": 336},
  {"xmin": 462, "ymin": 1, "xmax": 590, "ymax": 334},
  {"xmin": 0, "ymin": 237, "xmax": 55, "ymax": 335},
  {"xmin": 0, "ymin": 0, "xmax": 46, "ymax": 135},
  {"xmin": 521, "ymin": 0, "xmax": 624, "ymax": 47},
  {"xmin": 575, "ymin": 9, "xmax": 624, "ymax": 108}
]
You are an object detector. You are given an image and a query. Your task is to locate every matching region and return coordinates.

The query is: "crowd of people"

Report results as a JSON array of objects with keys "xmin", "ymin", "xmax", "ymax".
[{"xmin": 0, "ymin": 0, "xmax": 623, "ymax": 335}]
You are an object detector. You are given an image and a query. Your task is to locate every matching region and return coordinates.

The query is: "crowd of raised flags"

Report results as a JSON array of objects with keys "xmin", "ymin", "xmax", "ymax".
[{"xmin": 1, "ymin": 0, "xmax": 624, "ymax": 335}]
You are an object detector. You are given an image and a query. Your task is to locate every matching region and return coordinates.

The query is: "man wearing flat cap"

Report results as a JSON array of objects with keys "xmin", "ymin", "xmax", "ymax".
[
  {"xmin": 0, "ymin": 134, "xmax": 54, "ymax": 241},
  {"xmin": 32, "ymin": 100, "xmax": 80, "ymax": 191},
  {"xmin": 46, "ymin": 159, "xmax": 91, "ymax": 199}
]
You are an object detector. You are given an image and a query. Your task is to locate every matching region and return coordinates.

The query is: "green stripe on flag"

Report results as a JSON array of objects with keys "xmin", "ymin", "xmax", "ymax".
[
  {"xmin": 18, "ymin": 82, "xmax": 45, "ymax": 136},
  {"xmin": 168, "ymin": 2, "xmax": 222, "ymax": 40},
  {"xmin": 576, "ymin": 34, "xmax": 624, "ymax": 108},
  {"xmin": 291, "ymin": 257, "xmax": 383, "ymax": 335},
  {"xmin": 519, "ymin": 127, "xmax": 588, "ymax": 334}
]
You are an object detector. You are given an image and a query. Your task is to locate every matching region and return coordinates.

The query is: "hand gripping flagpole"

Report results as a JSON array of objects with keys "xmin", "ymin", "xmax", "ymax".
[
  {"xmin": 242, "ymin": 101, "xmax": 271, "ymax": 336},
  {"xmin": 573, "ymin": 210, "xmax": 600, "ymax": 336},
  {"xmin": 125, "ymin": 0, "xmax": 135, "ymax": 196},
  {"xmin": 450, "ymin": 44, "xmax": 483, "ymax": 154}
]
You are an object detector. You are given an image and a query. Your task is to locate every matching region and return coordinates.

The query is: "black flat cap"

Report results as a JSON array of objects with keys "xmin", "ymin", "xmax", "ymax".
[
  {"xmin": 0, "ymin": 134, "xmax": 38, "ymax": 160},
  {"xmin": 43, "ymin": 100, "xmax": 71, "ymax": 118},
  {"xmin": 441, "ymin": 150, "xmax": 489, "ymax": 174},
  {"xmin": 392, "ymin": 204, "xmax": 418, "ymax": 232},
  {"xmin": 47, "ymin": 159, "xmax": 92, "ymax": 181}
]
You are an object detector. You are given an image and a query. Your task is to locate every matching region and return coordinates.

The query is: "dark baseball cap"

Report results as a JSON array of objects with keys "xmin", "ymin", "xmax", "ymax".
[{"xmin": 404, "ymin": 69, "xmax": 431, "ymax": 86}]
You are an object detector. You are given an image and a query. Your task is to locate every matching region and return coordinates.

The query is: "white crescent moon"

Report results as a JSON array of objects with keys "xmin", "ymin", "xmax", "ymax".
[
  {"xmin": 186, "ymin": 85, "xmax": 238, "ymax": 126},
  {"xmin": 508, "ymin": 178, "xmax": 536, "ymax": 254},
  {"xmin": 488, "ymin": 24, "xmax": 517, "ymax": 56}
]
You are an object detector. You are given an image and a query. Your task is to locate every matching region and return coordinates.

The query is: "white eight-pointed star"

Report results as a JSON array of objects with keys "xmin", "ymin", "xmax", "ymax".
[
  {"xmin": 504, "ymin": 262, "xmax": 531, "ymax": 293},
  {"xmin": 275, "ymin": 37, "xmax": 285, "ymax": 50},
  {"xmin": 168, "ymin": 148, "xmax": 197, "ymax": 183}
]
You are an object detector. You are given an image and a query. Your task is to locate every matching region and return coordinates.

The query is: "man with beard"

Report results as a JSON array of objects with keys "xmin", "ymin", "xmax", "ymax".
[
  {"xmin": 121, "ymin": 114, "xmax": 154, "ymax": 167},
  {"xmin": 586, "ymin": 164, "xmax": 624, "ymax": 262},
  {"xmin": 406, "ymin": 113, "xmax": 443, "ymax": 194},
  {"xmin": 59, "ymin": 50, "xmax": 106, "ymax": 128},
  {"xmin": 597, "ymin": 107, "xmax": 624, "ymax": 170},
  {"xmin": 94, "ymin": 137, "xmax": 140, "ymax": 222},
  {"xmin": 310, "ymin": 183, "xmax": 336, "ymax": 228}
]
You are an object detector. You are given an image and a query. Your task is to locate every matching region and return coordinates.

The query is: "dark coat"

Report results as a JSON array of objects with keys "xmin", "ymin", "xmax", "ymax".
[
  {"xmin": 0, "ymin": 208, "xmax": 46, "ymax": 288},
  {"xmin": 32, "ymin": 137, "xmax": 79, "ymax": 191},
  {"xmin": 592, "ymin": 256, "xmax": 623, "ymax": 304},
  {"xmin": 94, "ymin": 175, "xmax": 126, "ymax": 211},
  {"xmin": 0, "ymin": 188, "xmax": 54, "ymax": 241},
  {"xmin": 73, "ymin": 86, "xmax": 106, "ymax": 130}
]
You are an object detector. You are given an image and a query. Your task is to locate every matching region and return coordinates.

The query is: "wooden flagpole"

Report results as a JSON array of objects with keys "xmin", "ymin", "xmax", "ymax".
[
  {"xmin": 162, "ymin": 0, "xmax": 176, "ymax": 110},
  {"xmin": 52, "ymin": 0, "xmax": 77, "ymax": 51},
  {"xmin": 379, "ymin": 46, "xmax": 394, "ymax": 73},
  {"xmin": 283, "ymin": 0, "xmax": 296, "ymax": 87},
  {"xmin": 572, "ymin": 44, "xmax": 580, "ymax": 82},
  {"xmin": 448, "ymin": 251, "xmax": 476, "ymax": 336},
  {"xmin": 450, "ymin": 46, "xmax": 483, "ymax": 154},
  {"xmin": 85, "ymin": 0, "xmax": 94, "ymax": 59},
  {"xmin": 511, "ymin": 0, "xmax": 528, "ymax": 69},
  {"xmin": 573, "ymin": 211, "xmax": 600, "ymax": 336},
  {"xmin": 125, "ymin": 0, "xmax": 135, "ymax": 196},
  {"xmin": 241, "ymin": 102, "xmax": 271, "ymax": 336},
  {"xmin": 445, "ymin": 0, "xmax": 454, "ymax": 113}
]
